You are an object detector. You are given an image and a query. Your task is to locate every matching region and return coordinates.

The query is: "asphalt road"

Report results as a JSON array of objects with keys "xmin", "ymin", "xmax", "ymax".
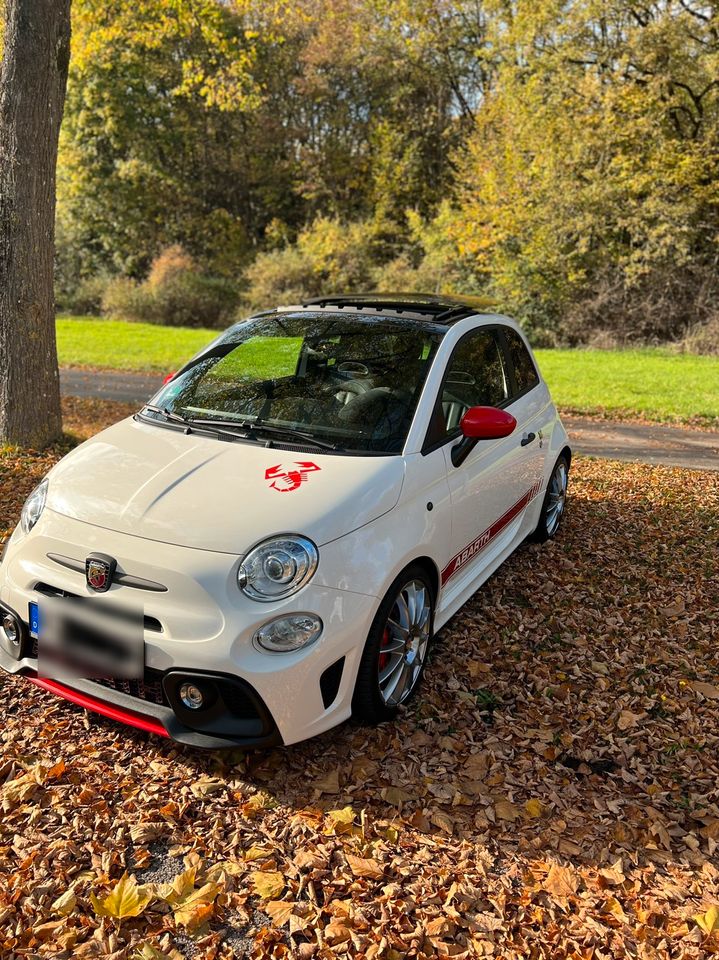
[{"xmin": 60, "ymin": 368, "xmax": 719, "ymax": 472}]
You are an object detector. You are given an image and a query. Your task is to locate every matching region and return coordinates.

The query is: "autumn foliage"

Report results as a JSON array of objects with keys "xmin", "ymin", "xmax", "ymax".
[{"xmin": 54, "ymin": 0, "xmax": 719, "ymax": 346}]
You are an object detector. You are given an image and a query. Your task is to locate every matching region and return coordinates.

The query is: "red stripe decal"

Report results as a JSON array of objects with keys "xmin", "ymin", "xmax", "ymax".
[
  {"xmin": 441, "ymin": 479, "xmax": 543, "ymax": 586},
  {"xmin": 27, "ymin": 676, "xmax": 170, "ymax": 738}
]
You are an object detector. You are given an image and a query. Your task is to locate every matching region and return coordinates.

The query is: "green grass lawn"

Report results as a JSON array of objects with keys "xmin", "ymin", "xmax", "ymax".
[
  {"xmin": 57, "ymin": 316, "xmax": 719, "ymax": 426},
  {"xmin": 534, "ymin": 347, "xmax": 719, "ymax": 425}
]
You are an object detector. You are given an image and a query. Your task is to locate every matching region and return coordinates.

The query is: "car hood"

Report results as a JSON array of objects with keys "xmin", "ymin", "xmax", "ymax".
[{"xmin": 45, "ymin": 417, "xmax": 405, "ymax": 553}]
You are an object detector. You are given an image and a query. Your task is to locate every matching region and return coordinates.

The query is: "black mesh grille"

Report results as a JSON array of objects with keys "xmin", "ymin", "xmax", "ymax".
[{"xmin": 91, "ymin": 671, "xmax": 168, "ymax": 706}]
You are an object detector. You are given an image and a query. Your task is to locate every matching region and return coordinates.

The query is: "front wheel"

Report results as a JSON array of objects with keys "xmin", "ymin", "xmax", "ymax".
[
  {"xmin": 352, "ymin": 564, "xmax": 434, "ymax": 725},
  {"xmin": 532, "ymin": 454, "xmax": 570, "ymax": 542}
]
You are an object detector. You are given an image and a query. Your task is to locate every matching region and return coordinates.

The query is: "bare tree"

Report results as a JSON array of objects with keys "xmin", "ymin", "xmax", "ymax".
[{"xmin": 0, "ymin": 0, "xmax": 71, "ymax": 447}]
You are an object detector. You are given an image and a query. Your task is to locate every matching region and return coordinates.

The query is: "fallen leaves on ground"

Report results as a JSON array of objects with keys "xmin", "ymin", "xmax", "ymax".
[{"xmin": 0, "ymin": 401, "xmax": 718, "ymax": 958}]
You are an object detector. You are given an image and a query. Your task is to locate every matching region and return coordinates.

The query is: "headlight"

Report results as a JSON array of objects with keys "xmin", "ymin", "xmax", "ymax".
[
  {"xmin": 20, "ymin": 478, "xmax": 48, "ymax": 534},
  {"xmin": 238, "ymin": 535, "xmax": 318, "ymax": 601},
  {"xmin": 254, "ymin": 614, "xmax": 323, "ymax": 652}
]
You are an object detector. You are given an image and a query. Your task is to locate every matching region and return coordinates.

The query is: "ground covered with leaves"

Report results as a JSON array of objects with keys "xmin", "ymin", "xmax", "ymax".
[{"xmin": 0, "ymin": 400, "xmax": 718, "ymax": 959}]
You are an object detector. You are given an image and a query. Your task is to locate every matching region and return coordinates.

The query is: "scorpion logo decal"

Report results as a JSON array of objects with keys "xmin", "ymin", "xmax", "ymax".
[{"xmin": 265, "ymin": 461, "xmax": 321, "ymax": 493}]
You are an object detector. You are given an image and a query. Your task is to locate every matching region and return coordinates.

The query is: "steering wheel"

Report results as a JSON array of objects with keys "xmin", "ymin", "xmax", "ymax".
[
  {"xmin": 336, "ymin": 361, "xmax": 370, "ymax": 379},
  {"xmin": 338, "ymin": 387, "xmax": 393, "ymax": 424}
]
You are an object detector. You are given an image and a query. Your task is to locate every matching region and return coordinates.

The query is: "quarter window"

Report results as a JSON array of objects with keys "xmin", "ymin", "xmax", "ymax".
[
  {"xmin": 504, "ymin": 327, "xmax": 539, "ymax": 395},
  {"xmin": 428, "ymin": 328, "xmax": 510, "ymax": 443}
]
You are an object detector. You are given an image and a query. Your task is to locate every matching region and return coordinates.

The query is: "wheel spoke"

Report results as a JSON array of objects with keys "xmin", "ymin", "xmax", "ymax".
[
  {"xmin": 387, "ymin": 617, "xmax": 409, "ymax": 641},
  {"xmin": 379, "ymin": 651, "xmax": 405, "ymax": 685},
  {"xmin": 383, "ymin": 657, "xmax": 409, "ymax": 701}
]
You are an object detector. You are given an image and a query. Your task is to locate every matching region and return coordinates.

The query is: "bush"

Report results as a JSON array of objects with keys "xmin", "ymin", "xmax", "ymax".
[
  {"xmin": 241, "ymin": 217, "xmax": 387, "ymax": 313},
  {"xmin": 101, "ymin": 247, "xmax": 240, "ymax": 328},
  {"xmin": 680, "ymin": 315, "xmax": 719, "ymax": 356},
  {"xmin": 57, "ymin": 274, "xmax": 111, "ymax": 315}
]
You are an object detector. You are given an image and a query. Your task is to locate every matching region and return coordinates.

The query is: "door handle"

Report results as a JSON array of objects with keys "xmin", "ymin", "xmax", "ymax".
[{"xmin": 520, "ymin": 432, "xmax": 536, "ymax": 447}]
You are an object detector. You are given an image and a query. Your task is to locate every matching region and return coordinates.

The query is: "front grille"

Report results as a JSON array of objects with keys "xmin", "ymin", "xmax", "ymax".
[
  {"xmin": 91, "ymin": 671, "xmax": 168, "ymax": 706},
  {"xmin": 33, "ymin": 583, "xmax": 163, "ymax": 633}
]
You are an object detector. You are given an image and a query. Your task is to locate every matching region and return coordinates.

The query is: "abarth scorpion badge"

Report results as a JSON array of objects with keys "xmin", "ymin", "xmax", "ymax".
[{"xmin": 85, "ymin": 554, "xmax": 117, "ymax": 592}]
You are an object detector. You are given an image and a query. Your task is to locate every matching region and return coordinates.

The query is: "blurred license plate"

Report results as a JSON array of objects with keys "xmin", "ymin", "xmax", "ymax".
[
  {"xmin": 36, "ymin": 596, "xmax": 143, "ymax": 680},
  {"xmin": 29, "ymin": 601, "xmax": 40, "ymax": 638}
]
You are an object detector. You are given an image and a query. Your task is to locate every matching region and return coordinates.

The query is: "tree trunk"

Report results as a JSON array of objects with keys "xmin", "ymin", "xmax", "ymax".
[{"xmin": 0, "ymin": 0, "xmax": 70, "ymax": 447}]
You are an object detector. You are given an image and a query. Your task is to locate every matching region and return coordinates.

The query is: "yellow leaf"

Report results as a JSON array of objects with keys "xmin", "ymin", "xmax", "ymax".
[
  {"xmin": 695, "ymin": 905, "xmax": 719, "ymax": 935},
  {"xmin": 326, "ymin": 805, "xmax": 355, "ymax": 825},
  {"xmin": 250, "ymin": 871, "xmax": 285, "ymax": 900},
  {"xmin": 604, "ymin": 896, "xmax": 628, "ymax": 922},
  {"xmin": 90, "ymin": 873, "xmax": 153, "ymax": 920},
  {"xmin": 52, "ymin": 889, "xmax": 77, "ymax": 916},
  {"xmin": 133, "ymin": 945, "xmax": 184, "ymax": 960},
  {"xmin": 244, "ymin": 845, "xmax": 271, "ymax": 862},
  {"xmin": 325, "ymin": 805, "xmax": 356, "ymax": 834},
  {"xmin": 525, "ymin": 798, "xmax": 545, "ymax": 818},
  {"xmin": 345, "ymin": 854, "xmax": 383, "ymax": 879},
  {"xmin": 159, "ymin": 866, "xmax": 221, "ymax": 929}
]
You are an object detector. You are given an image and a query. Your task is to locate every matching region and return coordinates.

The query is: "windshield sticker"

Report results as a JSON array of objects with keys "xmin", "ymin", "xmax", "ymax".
[{"xmin": 265, "ymin": 461, "xmax": 321, "ymax": 493}]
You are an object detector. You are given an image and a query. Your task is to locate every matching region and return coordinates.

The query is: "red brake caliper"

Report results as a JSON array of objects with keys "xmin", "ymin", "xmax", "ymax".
[{"xmin": 379, "ymin": 625, "xmax": 391, "ymax": 671}]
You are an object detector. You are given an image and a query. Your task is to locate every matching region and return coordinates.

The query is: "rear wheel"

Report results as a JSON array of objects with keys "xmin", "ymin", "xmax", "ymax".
[
  {"xmin": 352, "ymin": 564, "xmax": 434, "ymax": 724},
  {"xmin": 533, "ymin": 454, "xmax": 570, "ymax": 542}
]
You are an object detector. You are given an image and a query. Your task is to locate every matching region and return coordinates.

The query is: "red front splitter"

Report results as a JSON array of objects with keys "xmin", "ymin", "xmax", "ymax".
[{"xmin": 27, "ymin": 676, "xmax": 170, "ymax": 738}]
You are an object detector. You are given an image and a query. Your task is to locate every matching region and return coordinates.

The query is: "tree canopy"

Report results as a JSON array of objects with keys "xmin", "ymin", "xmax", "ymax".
[{"xmin": 56, "ymin": 0, "xmax": 719, "ymax": 344}]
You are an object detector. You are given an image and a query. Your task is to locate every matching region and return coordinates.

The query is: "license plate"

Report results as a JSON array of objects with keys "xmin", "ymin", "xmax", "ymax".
[{"xmin": 28, "ymin": 601, "xmax": 40, "ymax": 638}]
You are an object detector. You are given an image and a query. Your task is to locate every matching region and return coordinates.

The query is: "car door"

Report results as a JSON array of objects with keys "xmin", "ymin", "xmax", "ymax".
[{"xmin": 424, "ymin": 325, "xmax": 542, "ymax": 594}]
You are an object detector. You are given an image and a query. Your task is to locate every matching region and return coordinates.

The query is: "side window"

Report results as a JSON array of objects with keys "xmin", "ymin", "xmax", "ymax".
[
  {"xmin": 504, "ymin": 327, "xmax": 539, "ymax": 396},
  {"xmin": 427, "ymin": 328, "xmax": 510, "ymax": 444}
]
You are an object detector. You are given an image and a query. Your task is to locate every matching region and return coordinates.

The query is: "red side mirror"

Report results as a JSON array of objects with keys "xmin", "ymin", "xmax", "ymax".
[
  {"xmin": 162, "ymin": 371, "xmax": 177, "ymax": 386},
  {"xmin": 460, "ymin": 406, "xmax": 517, "ymax": 440}
]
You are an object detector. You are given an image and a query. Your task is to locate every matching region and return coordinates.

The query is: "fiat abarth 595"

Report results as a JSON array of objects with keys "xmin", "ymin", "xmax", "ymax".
[{"xmin": 0, "ymin": 294, "xmax": 570, "ymax": 748}]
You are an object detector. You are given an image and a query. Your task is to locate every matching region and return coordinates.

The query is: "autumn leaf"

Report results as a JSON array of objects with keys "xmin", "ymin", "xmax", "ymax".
[
  {"xmin": 524, "ymin": 798, "xmax": 545, "ymax": 818},
  {"xmin": 495, "ymin": 800, "xmax": 520, "ymax": 822},
  {"xmin": 90, "ymin": 873, "xmax": 153, "ymax": 921},
  {"xmin": 313, "ymin": 769, "xmax": 340, "ymax": 794},
  {"xmin": 544, "ymin": 864, "xmax": 579, "ymax": 899},
  {"xmin": 52, "ymin": 889, "xmax": 77, "ymax": 916},
  {"xmin": 250, "ymin": 871, "xmax": 285, "ymax": 900},
  {"xmin": 266, "ymin": 900, "xmax": 297, "ymax": 926},
  {"xmin": 346, "ymin": 854, "xmax": 383, "ymax": 879},
  {"xmin": 695, "ymin": 905, "xmax": 719, "ymax": 935},
  {"xmin": 159, "ymin": 866, "xmax": 222, "ymax": 929},
  {"xmin": 691, "ymin": 682, "xmax": 719, "ymax": 700},
  {"xmin": 381, "ymin": 786, "xmax": 412, "ymax": 806}
]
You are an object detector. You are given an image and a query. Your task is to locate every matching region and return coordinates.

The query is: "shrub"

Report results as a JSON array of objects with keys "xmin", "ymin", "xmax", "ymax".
[
  {"xmin": 57, "ymin": 274, "xmax": 111, "ymax": 315},
  {"xmin": 101, "ymin": 247, "xmax": 240, "ymax": 328},
  {"xmin": 680, "ymin": 315, "xmax": 719, "ymax": 356}
]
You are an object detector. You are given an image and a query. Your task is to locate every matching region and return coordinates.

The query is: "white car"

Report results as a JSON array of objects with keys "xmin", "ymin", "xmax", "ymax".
[{"xmin": 0, "ymin": 295, "xmax": 570, "ymax": 748}]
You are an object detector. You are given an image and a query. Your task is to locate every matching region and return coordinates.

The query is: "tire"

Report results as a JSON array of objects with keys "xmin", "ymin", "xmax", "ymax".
[
  {"xmin": 352, "ymin": 563, "xmax": 435, "ymax": 725},
  {"xmin": 532, "ymin": 453, "xmax": 570, "ymax": 543}
]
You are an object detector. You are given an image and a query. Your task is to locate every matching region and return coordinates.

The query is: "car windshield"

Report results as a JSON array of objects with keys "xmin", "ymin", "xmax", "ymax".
[{"xmin": 144, "ymin": 312, "xmax": 445, "ymax": 454}]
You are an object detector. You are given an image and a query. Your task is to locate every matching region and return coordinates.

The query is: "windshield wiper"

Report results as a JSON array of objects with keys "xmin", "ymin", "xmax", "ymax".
[
  {"xmin": 187, "ymin": 417, "xmax": 340, "ymax": 451},
  {"xmin": 142, "ymin": 403, "xmax": 191, "ymax": 426},
  {"xmin": 141, "ymin": 404, "xmax": 254, "ymax": 443}
]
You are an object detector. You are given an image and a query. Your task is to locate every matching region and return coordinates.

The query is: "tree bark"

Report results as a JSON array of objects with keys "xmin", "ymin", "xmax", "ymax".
[{"xmin": 0, "ymin": 0, "xmax": 70, "ymax": 447}]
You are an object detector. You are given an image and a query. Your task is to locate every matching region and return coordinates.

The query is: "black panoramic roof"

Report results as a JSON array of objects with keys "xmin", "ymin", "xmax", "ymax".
[{"xmin": 282, "ymin": 292, "xmax": 494, "ymax": 326}]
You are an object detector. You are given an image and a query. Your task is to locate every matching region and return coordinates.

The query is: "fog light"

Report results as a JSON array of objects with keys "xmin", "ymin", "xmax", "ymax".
[
  {"xmin": 179, "ymin": 682, "xmax": 204, "ymax": 710},
  {"xmin": 254, "ymin": 614, "xmax": 322, "ymax": 653},
  {"xmin": 1, "ymin": 614, "xmax": 19, "ymax": 646}
]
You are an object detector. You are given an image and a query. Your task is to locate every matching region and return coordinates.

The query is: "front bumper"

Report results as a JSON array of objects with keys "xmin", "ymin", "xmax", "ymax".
[{"xmin": 0, "ymin": 509, "xmax": 379, "ymax": 747}]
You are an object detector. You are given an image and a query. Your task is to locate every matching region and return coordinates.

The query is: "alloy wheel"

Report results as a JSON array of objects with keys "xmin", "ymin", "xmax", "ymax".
[
  {"xmin": 377, "ymin": 579, "xmax": 431, "ymax": 706},
  {"xmin": 546, "ymin": 460, "xmax": 568, "ymax": 536}
]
